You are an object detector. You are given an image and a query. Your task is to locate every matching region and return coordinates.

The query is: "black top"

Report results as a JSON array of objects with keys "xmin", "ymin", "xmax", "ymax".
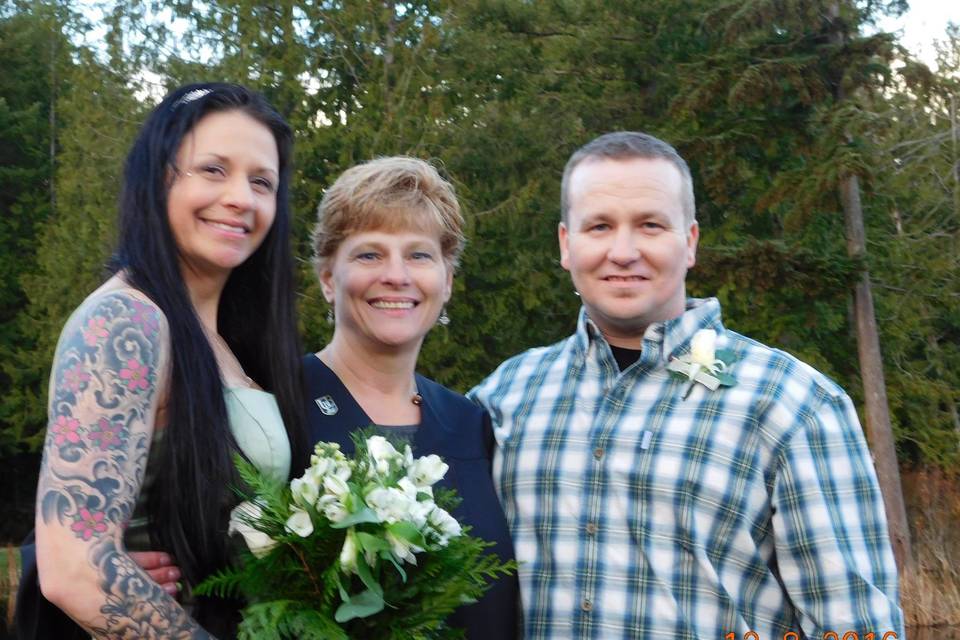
[
  {"xmin": 609, "ymin": 344, "xmax": 643, "ymax": 372},
  {"xmin": 302, "ymin": 355, "xmax": 520, "ymax": 640}
]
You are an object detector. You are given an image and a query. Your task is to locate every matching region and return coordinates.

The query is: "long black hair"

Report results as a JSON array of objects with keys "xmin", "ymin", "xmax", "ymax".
[{"xmin": 111, "ymin": 82, "xmax": 308, "ymax": 632}]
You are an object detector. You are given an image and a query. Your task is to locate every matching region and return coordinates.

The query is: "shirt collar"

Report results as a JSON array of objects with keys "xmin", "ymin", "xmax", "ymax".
[{"xmin": 573, "ymin": 297, "xmax": 724, "ymax": 368}]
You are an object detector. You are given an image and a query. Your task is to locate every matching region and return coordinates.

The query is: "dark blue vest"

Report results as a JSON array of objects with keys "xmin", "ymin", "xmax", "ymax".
[{"xmin": 302, "ymin": 354, "xmax": 519, "ymax": 640}]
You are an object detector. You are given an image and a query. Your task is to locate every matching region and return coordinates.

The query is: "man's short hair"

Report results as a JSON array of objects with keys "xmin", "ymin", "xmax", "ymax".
[{"xmin": 560, "ymin": 131, "xmax": 696, "ymax": 227}]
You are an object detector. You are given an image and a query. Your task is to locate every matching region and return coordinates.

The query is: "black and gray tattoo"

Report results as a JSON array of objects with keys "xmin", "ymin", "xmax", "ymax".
[{"xmin": 38, "ymin": 291, "xmax": 213, "ymax": 639}]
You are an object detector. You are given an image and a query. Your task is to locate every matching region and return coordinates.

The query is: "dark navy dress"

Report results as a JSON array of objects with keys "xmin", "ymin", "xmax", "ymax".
[{"xmin": 302, "ymin": 355, "xmax": 519, "ymax": 640}]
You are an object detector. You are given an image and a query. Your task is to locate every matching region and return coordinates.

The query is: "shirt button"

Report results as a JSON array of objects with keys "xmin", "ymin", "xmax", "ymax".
[
  {"xmin": 593, "ymin": 447, "xmax": 604, "ymax": 460},
  {"xmin": 585, "ymin": 522, "xmax": 598, "ymax": 535},
  {"xmin": 581, "ymin": 598, "xmax": 593, "ymax": 612}
]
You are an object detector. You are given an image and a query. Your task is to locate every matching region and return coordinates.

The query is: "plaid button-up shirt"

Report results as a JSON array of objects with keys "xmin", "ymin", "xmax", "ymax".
[{"xmin": 469, "ymin": 298, "xmax": 903, "ymax": 640}]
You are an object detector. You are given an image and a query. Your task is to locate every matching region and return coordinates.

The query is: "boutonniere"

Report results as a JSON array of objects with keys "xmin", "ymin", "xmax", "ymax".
[{"xmin": 667, "ymin": 329, "xmax": 738, "ymax": 399}]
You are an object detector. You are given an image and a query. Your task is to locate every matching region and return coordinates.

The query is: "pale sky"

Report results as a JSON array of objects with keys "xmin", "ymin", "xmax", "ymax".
[
  {"xmin": 879, "ymin": 0, "xmax": 959, "ymax": 71},
  {"xmin": 74, "ymin": 1, "xmax": 958, "ymax": 74}
]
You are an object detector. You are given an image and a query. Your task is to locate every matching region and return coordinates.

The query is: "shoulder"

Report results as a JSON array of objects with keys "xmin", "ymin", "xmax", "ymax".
[
  {"xmin": 722, "ymin": 329, "xmax": 846, "ymax": 401},
  {"xmin": 417, "ymin": 375, "xmax": 494, "ymax": 460},
  {"xmin": 719, "ymin": 329, "xmax": 858, "ymax": 445},
  {"xmin": 417, "ymin": 375, "xmax": 484, "ymax": 420},
  {"xmin": 54, "ymin": 284, "xmax": 171, "ymax": 395},
  {"xmin": 301, "ymin": 352, "xmax": 325, "ymax": 385},
  {"xmin": 63, "ymin": 284, "xmax": 169, "ymax": 347},
  {"xmin": 469, "ymin": 335, "xmax": 576, "ymax": 400}
]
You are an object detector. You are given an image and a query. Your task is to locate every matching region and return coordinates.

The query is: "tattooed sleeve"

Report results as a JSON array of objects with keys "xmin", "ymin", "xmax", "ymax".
[{"xmin": 36, "ymin": 290, "xmax": 215, "ymax": 639}]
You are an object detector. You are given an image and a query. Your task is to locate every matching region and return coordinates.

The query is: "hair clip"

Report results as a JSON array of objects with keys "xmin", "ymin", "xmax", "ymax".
[{"xmin": 172, "ymin": 88, "xmax": 212, "ymax": 108}]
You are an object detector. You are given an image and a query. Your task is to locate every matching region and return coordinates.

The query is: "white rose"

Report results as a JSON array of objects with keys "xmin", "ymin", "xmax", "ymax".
[
  {"xmin": 689, "ymin": 329, "xmax": 717, "ymax": 367},
  {"xmin": 406, "ymin": 498, "xmax": 434, "ymax": 529},
  {"xmin": 397, "ymin": 476, "xmax": 419, "ymax": 499},
  {"xmin": 340, "ymin": 528, "xmax": 359, "ymax": 574},
  {"xmin": 285, "ymin": 507, "xmax": 314, "ymax": 537},
  {"xmin": 427, "ymin": 506, "xmax": 462, "ymax": 545},
  {"xmin": 407, "ymin": 454, "xmax": 448, "ymax": 488},
  {"xmin": 228, "ymin": 501, "xmax": 278, "ymax": 559},
  {"xmin": 366, "ymin": 486, "xmax": 413, "ymax": 524},
  {"xmin": 318, "ymin": 494, "xmax": 349, "ymax": 524},
  {"xmin": 367, "ymin": 436, "xmax": 400, "ymax": 463},
  {"xmin": 290, "ymin": 476, "xmax": 320, "ymax": 509}
]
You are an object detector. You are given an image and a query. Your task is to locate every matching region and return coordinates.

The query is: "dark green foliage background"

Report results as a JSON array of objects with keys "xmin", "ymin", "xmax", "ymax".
[{"xmin": 1, "ymin": 0, "xmax": 958, "ymax": 541}]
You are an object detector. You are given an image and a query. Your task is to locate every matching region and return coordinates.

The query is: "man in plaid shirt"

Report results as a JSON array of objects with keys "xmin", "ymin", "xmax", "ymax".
[{"xmin": 469, "ymin": 132, "xmax": 903, "ymax": 639}]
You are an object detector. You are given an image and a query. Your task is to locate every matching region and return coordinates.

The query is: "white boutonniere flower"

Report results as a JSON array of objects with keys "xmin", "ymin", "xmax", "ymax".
[{"xmin": 667, "ymin": 328, "xmax": 738, "ymax": 399}]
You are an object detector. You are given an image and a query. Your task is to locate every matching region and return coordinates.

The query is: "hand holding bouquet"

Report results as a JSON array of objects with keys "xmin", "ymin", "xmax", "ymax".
[{"xmin": 197, "ymin": 435, "xmax": 515, "ymax": 639}]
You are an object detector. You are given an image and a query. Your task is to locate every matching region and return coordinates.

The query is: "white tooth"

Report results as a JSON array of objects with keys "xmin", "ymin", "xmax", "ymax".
[
  {"xmin": 372, "ymin": 301, "xmax": 414, "ymax": 309},
  {"xmin": 207, "ymin": 220, "xmax": 246, "ymax": 233}
]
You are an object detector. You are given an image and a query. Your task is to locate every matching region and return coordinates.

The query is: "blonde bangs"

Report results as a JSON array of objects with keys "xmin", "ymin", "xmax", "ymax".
[{"xmin": 312, "ymin": 157, "xmax": 466, "ymax": 272}]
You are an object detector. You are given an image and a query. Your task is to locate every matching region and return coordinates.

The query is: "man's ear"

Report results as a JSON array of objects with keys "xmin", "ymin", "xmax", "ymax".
[
  {"xmin": 686, "ymin": 221, "xmax": 699, "ymax": 269},
  {"xmin": 559, "ymin": 222, "xmax": 571, "ymax": 272}
]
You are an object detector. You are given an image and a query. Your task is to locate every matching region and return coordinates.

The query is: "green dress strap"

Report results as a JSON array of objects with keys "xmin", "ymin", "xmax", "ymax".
[{"xmin": 223, "ymin": 387, "xmax": 291, "ymax": 483}]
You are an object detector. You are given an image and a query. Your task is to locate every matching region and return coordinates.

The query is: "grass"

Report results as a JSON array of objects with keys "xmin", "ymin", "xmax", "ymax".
[
  {"xmin": 901, "ymin": 468, "xmax": 960, "ymax": 627},
  {"xmin": 0, "ymin": 543, "xmax": 17, "ymax": 633}
]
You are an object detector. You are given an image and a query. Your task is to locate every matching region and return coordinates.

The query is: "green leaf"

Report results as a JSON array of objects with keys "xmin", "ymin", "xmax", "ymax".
[
  {"xmin": 714, "ymin": 349, "xmax": 737, "ymax": 365},
  {"xmin": 387, "ymin": 521, "xmax": 427, "ymax": 548},
  {"xmin": 330, "ymin": 506, "xmax": 380, "ymax": 529},
  {"xmin": 716, "ymin": 372, "xmax": 737, "ymax": 387},
  {"xmin": 355, "ymin": 552, "xmax": 384, "ymax": 597},
  {"xmin": 356, "ymin": 531, "xmax": 392, "ymax": 553},
  {"xmin": 334, "ymin": 588, "xmax": 385, "ymax": 623},
  {"xmin": 381, "ymin": 549, "xmax": 407, "ymax": 582}
]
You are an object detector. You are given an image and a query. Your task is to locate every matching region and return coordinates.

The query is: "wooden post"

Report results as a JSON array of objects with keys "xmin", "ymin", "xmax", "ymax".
[
  {"xmin": 829, "ymin": 1, "xmax": 913, "ymax": 572},
  {"xmin": 840, "ymin": 173, "xmax": 913, "ymax": 571}
]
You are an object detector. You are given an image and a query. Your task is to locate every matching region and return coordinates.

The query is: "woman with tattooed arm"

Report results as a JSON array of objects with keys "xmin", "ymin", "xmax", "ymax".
[{"xmin": 28, "ymin": 83, "xmax": 307, "ymax": 638}]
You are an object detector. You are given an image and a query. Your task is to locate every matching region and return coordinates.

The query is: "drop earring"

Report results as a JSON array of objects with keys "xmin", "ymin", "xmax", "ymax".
[
  {"xmin": 326, "ymin": 306, "xmax": 335, "ymax": 325},
  {"xmin": 437, "ymin": 308, "xmax": 450, "ymax": 326}
]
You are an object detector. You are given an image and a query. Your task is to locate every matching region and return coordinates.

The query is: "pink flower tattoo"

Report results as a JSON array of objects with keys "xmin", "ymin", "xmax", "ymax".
[
  {"xmin": 62, "ymin": 362, "xmax": 91, "ymax": 394},
  {"xmin": 83, "ymin": 316, "xmax": 109, "ymax": 347},
  {"xmin": 88, "ymin": 418, "xmax": 123, "ymax": 451},
  {"xmin": 119, "ymin": 358, "xmax": 150, "ymax": 392},
  {"xmin": 131, "ymin": 300, "xmax": 160, "ymax": 337},
  {"xmin": 71, "ymin": 508, "xmax": 108, "ymax": 540},
  {"xmin": 52, "ymin": 415, "xmax": 82, "ymax": 446}
]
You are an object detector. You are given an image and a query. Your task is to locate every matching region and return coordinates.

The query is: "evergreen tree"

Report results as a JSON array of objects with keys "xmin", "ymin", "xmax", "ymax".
[{"xmin": 0, "ymin": 0, "xmax": 74, "ymax": 454}]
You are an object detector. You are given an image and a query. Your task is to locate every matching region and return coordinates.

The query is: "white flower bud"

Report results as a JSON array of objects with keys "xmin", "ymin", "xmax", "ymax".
[{"xmin": 340, "ymin": 528, "xmax": 359, "ymax": 574}]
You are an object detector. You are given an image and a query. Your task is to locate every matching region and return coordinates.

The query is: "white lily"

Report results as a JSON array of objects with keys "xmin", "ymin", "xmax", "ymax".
[
  {"xmin": 285, "ymin": 507, "xmax": 314, "ymax": 537},
  {"xmin": 228, "ymin": 501, "xmax": 278, "ymax": 559}
]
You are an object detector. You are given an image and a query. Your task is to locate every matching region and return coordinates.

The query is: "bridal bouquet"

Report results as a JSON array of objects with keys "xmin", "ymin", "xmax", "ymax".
[{"xmin": 196, "ymin": 435, "xmax": 514, "ymax": 639}]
